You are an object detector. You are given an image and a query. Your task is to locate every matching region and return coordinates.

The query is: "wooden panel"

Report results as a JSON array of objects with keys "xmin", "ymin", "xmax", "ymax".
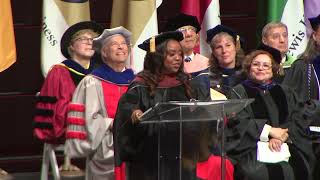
[
  {"xmin": 0, "ymin": 27, "xmax": 43, "ymax": 92},
  {"xmin": 11, "ymin": 0, "xmax": 42, "ymax": 25},
  {"xmin": 222, "ymin": 17, "xmax": 258, "ymax": 51},
  {"xmin": 220, "ymin": 0, "xmax": 257, "ymax": 16},
  {"xmin": 0, "ymin": 95, "xmax": 41, "ymax": 156}
]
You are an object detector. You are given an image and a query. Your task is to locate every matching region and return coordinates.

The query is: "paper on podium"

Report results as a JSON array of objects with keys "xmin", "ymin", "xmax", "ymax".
[
  {"xmin": 210, "ymin": 88, "xmax": 227, "ymax": 100},
  {"xmin": 257, "ymin": 141, "xmax": 291, "ymax": 163}
]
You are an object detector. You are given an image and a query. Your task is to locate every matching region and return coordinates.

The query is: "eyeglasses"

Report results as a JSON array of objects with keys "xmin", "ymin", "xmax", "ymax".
[
  {"xmin": 109, "ymin": 42, "xmax": 129, "ymax": 48},
  {"xmin": 251, "ymin": 62, "xmax": 272, "ymax": 70},
  {"xmin": 75, "ymin": 37, "xmax": 94, "ymax": 44},
  {"xmin": 177, "ymin": 26, "xmax": 197, "ymax": 33}
]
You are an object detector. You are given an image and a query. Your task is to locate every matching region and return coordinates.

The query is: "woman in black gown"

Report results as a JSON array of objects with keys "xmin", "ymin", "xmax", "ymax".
[
  {"xmin": 206, "ymin": 25, "xmax": 246, "ymax": 96},
  {"xmin": 113, "ymin": 31, "xmax": 204, "ymax": 180},
  {"xmin": 226, "ymin": 50, "xmax": 319, "ymax": 180}
]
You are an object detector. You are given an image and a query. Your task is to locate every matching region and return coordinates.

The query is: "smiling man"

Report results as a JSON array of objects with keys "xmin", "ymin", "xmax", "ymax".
[{"xmin": 64, "ymin": 26, "xmax": 135, "ymax": 180}]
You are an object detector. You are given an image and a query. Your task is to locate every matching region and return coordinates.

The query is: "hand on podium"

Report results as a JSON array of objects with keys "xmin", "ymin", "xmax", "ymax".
[{"xmin": 131, "ymin": 109, "xmax": 143, "ymax": 123}]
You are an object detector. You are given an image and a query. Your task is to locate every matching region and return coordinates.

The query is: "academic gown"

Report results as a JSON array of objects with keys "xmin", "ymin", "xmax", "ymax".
[
  {"xmin": 274, "ymin": 55, "xmax": 295, "ymax": 83},
  {"xmin": 65, "ymin": 64, "xmax": 134, "ymax": 180},
  {"xmin": 113, "ymin": 75, "xmax": 215, "ymax": 180},
  {"xmin": 226, "ymin": 81, "xmax": 319, "ymax": 180},
  {"xmin": 209, "ymin": 67, "xmax": 245, "ymax": 95},
  {"xmin": 33, "ymin": 59, "xmax": 94, "ymax": 144},
  {"xmin": 282, "ymin": 58, "xmax": 320, "ymax": 179},
  {"xmin": 282, "ymin": 59, "xmax": 319, "ymax": 103}
]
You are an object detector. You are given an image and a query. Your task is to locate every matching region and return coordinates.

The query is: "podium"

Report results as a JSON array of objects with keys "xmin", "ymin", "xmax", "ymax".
[{"xmin": 140, "ymin": 99, "xmax": 254, "ymax": 180}]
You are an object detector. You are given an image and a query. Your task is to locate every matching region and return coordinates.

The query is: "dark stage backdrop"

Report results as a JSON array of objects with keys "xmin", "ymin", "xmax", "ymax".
[{"xmin": 0, "ymin": 0, "xmax": 257, "ymax": 172}]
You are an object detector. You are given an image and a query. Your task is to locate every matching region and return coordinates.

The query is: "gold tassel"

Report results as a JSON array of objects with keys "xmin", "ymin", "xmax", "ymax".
[
  {"xmin": 150, "ymin": 36, "xmax": 156, "ymax": 52},
  {"xmin": 278, "ymin": 63, "xmax": 285, "ymax": 76},
  {"xmin": 236, "ymin": 35, "xmax": 241, "ymax": 50}
]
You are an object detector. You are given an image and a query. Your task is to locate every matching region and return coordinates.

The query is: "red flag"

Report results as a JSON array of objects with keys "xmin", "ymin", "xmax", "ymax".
[{"xmin": 181, "ymin": 0, "xmax": 221, "ymax": 57}]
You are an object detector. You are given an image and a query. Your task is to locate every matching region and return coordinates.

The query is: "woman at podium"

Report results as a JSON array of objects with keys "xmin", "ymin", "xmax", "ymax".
[
  {"xmin": 226, "ymin": 49, "xmax": 319, "ymax": 180},
  {"xmin": 113, "ymin": 31, "xmax": 234, "ymax": 180}
]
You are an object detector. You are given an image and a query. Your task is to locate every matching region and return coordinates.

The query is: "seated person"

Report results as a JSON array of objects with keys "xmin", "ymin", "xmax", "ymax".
[
  {"xmin": 206, "ymin": 25, "xmax": 246, "ymax": 99},
  {"xmin": 33, "ymin": 21, "xmax": 103, "ymax": 172},
  {"xmin": 226, "ymin": 49, "xmax": 319, "ymax": 180},
  {"xmin": 65, "ymin": 26, "xmax": 135, "ymax": 180}
]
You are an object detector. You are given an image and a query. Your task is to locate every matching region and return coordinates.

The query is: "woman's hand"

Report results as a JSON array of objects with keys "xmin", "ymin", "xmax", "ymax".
[
  {"xmin": 268, "ymin": 138, "xmax": 283, "ymax": 152},
  {"xmin": 131, "ymin": 109, "xmax": 143, "ymax": 124},
  {"xmin": 269, "ymin": 127, "xmax": 289, "ymax": 142}
]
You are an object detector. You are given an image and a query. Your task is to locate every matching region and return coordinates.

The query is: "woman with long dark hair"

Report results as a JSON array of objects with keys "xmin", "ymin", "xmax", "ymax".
[{"xmin": 113, "ymin": 31, "xmax": 236, "ymax": 180}]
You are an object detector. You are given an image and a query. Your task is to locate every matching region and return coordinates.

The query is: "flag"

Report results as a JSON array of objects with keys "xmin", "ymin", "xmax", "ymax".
[
  {"xmin": 41, "ymin": 0, "xmax": 90, "ymax": 76},
  {"xmin": 0, "ymin": 0, "xmax": 16, "ymax": 72},
  {"xmin": 111, "ymin": 0, "xmax": 163, "ymax": 73},
  {"xmin": 257, "ymin": 0, "xmax": 307, "ymax": 60},
  {"xmin": 304, "ymin": 0, "xmax": 320, "ymax": 36},
  {"xmin": 181, "ymin": 0, "xmax": 221, "ymax": 57}
]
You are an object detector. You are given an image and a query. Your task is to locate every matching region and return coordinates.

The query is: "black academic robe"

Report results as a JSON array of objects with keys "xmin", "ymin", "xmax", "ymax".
[
  {"xmin": 282, "ymin": 59, "xmax": 319, "ymax": 102},
  {"xmin": 190, "ymin": 68, "xmax": 211, "ymax": 100},
  {"xmin": 282, "ymin": 58, "xmax": 320, "ymax": 179},
  {"xmin": 113, "ymin": 77, "xmax": 209, "ymax": 180},
  {"xmin": 209, "ymin": 67, "xmax": 245, "ymax": 95},
  {"xmin": 226, "ymin": 82, "xmax": 318, "ymax": 180}
]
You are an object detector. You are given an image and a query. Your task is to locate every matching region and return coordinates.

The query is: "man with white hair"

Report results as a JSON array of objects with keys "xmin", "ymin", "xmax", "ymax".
[{"xmin": 64, "ymin": 26, "xmax": 135, "ymax": 180}]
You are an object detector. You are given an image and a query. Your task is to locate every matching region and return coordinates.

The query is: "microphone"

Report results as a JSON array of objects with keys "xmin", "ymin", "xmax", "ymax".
[{"xmin": 213, "ymin": 84, "xmax": 242, "ymax": 99}]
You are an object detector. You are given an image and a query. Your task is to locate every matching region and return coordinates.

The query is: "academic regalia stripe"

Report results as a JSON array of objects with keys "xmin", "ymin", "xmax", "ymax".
[
  {"xmin": 67, "ymin": 117, "xmax": 85, "ymax": 126},
  {"xmin": 68, "ymin": 103, "xmax": 85, "ymax": 112},
  {"xmin": 35, "ymin": 95, "xmax": 57, "ymax": 103},
  {"xmin": 66, "ymin": 131, "xmax": 87, "ymax": 140},
  {"xmin": 33, "ymin": 122, "xmax": 53, "ymax": 129},
  {"xmin": 34, "ymin": 108, "xmax": 54, "ymax": 117}
]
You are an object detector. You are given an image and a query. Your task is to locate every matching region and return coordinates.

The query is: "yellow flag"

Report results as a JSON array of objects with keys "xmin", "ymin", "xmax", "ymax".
[
  {"xmin": 111, "ymin": 0, "xmax": 162, "ymax": 73},
  {"xmin": 0, "ymin": 0, "xmax": 16, "ymax": 72},
  {"xmin": 41, "ymin": 0, "xmax": 90, "ymax": 76}
]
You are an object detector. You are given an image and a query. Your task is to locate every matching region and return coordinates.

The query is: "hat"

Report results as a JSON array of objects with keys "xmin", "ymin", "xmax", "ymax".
[
  {"xmin": 60, "ymin": 21, "xmax": 103, "ymax": 59},
  {"xmin": 138, "ymin": 31, "xmax": 184, "ymax": 51},
  {"xmin": 164, "ymin": 13, "xmax": 201, "ymax": 33},
  {"xmin": 206, "ymin": 25, "xmax": 238, "ymax": 43},
  {"xmin": 93, "ymin": 26, "xmax": 132, "ymax": 52},
  {"xmin": 257, "ymin": 43, "xmax": 282, "ymax": 64},
  {"xmin": 308, "ymin": 14, "xmax": 320, "ymax": 31}
]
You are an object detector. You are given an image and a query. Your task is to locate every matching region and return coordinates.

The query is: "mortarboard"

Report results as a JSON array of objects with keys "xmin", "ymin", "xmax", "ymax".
[
  {"xmin": 206, "ymin": 25, "xmax": 238, "ymax": 43},
  {"xmin": 164, "ymin": 13, "xmax": 201, "ymax": 33},
  {"xmin": 257, "ymin": 43, "xmax": 282, "ymax": 64},
  {"xmin": 308, "ymin": 14, "xmax": 320, "ymax": 31},
  {"xmin": 138, "ymin": 31, "xmax": 184, "ymax": 52}
]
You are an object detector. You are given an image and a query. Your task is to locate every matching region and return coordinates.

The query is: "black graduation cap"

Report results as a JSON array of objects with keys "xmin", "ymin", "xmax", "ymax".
[
  {"xmin": 257, "ymin": 43, "xmax": 282, "ymax": 64},
  {"xmin": 308, "ymin": 14, "xmax": 320, "ymax": 31},
  {"xmin": 206, "ymin": 25, "xmax": 238, "ymax": 43},
  {"xmin": 138, "ymin": 31, "xmax": 184, "ymax": 51},
  {"xmin": 60, "ymin": 21, "xmax": 104, "ymax": 59},
  {"xmin": 164, "ymin": 13, "xmax": 201, "ymax": 33}
]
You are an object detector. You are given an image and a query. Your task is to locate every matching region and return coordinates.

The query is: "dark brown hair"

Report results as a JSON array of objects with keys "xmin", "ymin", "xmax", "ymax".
[
  {"xmin": 300, "ymin": 35, "xmax": 320, "ymax": 62},
  {"xmin": 138, "ymin": 39, "xmax": 192, "ymax": 98},
  {"xmin": 242, "ymin": 50, "xmax": 281, "ymax": 78}
]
